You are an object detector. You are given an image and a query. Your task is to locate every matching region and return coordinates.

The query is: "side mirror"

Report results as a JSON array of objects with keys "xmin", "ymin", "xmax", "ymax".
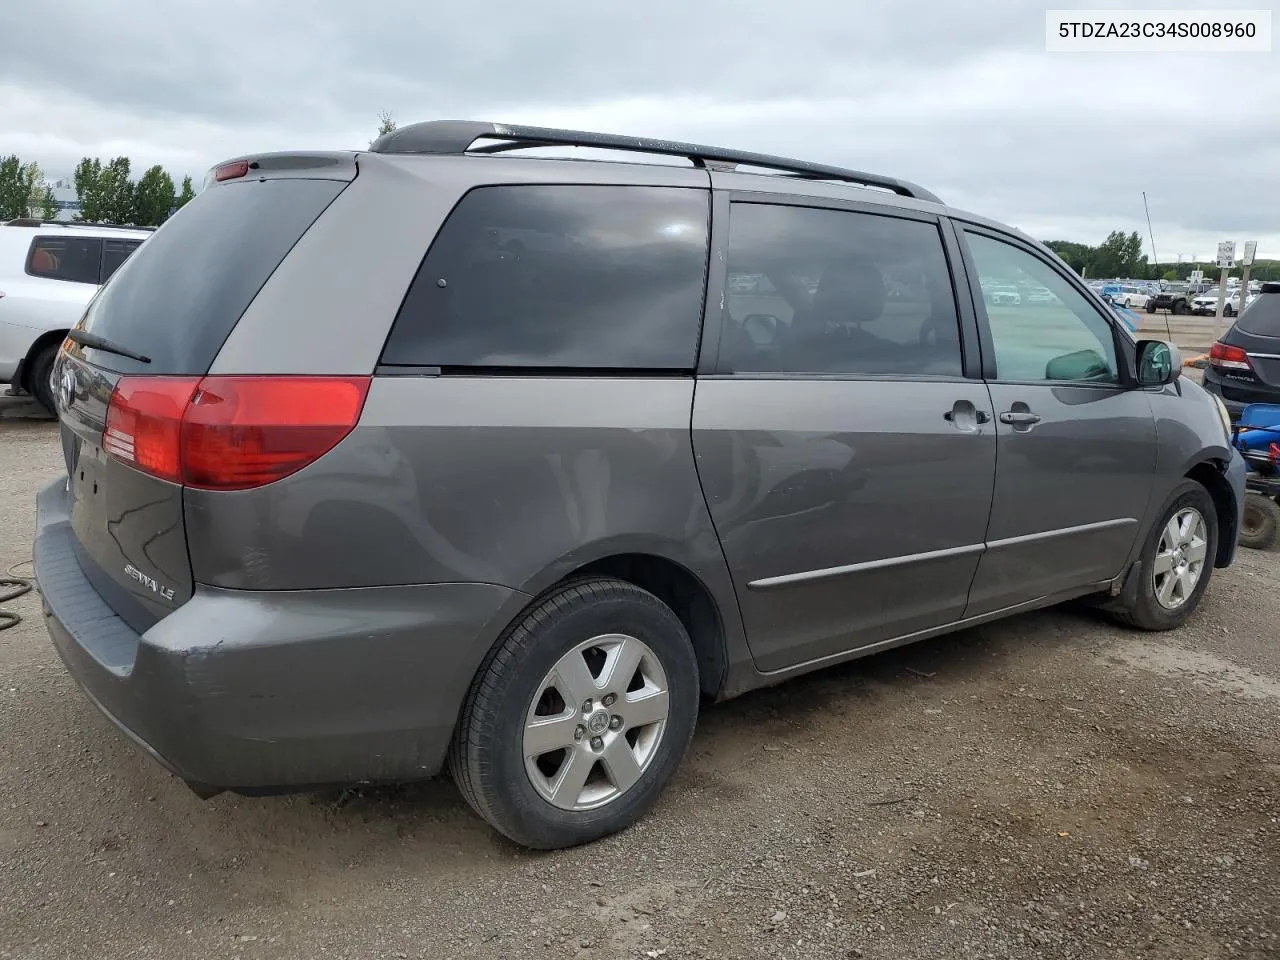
[{"xmin": 1136, "ymin": 339, "xmax": 1181, "ymax": 386}]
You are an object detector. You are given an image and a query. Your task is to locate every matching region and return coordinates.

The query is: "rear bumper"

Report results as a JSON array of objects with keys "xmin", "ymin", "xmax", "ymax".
[{"xmin": 34, "ymin": 477, "xmax": 525, "ymax": 792}]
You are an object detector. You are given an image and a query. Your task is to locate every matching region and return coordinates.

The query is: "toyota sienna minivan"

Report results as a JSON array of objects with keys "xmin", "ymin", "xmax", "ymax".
[{"xmin": 35, "ymin": 120, "xmax": 1246, "ymax": 849}]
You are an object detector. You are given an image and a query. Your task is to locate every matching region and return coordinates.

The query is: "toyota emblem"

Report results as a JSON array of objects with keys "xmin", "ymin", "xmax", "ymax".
[{"xmin": 58, "ymin": 367, "xmax": 75, "ymax": 409}]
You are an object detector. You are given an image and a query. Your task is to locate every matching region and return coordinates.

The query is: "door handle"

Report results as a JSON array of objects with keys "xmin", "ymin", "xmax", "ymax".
[
  {"xmin": 999, "ymin": 410, "xmax": 1042, "ymax": 425},
  {"xmin": 944, "ymin": 401, "xmax": 990, "ymax": 431}
]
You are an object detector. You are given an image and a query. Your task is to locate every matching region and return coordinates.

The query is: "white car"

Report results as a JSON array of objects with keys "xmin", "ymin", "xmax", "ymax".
[
  {"xmin": 985, "ymin": 284, "xmax": 1021, "ymax": 306},
  {"xmin": 1189, "ymin": 287, "xmax": 1240, "ymax": 317},
  {"xmin": 0, "ymin": 220, "xmax": 151, "ymax": 411},
  {"xmin": 1108, "ymin": 284, "xmax": 1150, "ymax": 309}
]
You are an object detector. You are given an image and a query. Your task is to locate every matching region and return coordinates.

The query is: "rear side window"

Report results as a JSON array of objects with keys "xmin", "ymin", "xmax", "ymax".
[
  {"xmin": 101, "ymin": 239, "xmax": 143, "ymax": 282},
  {"xmin": 381, "ymin": 185, "xmax": 710, "ymax": 370},
  {"xmin": 719, "ymin": 203, "xmax": 963, "ymax": 377},
  {"xmin": 26, "ymin": 236, "xmax": 104, "ymax": 284},
  {"xmin": 1237, "ymin": 294, "xmax": 1280, "ymax": 337},
  {"xmin": 79, "ymin": 178, "xmax": 345, "ymax": 374}
]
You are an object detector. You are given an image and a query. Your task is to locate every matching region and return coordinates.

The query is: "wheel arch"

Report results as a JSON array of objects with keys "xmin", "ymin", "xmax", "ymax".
[
  {"xmin": 562, "ymin": 552, "xmax": 728, "ymax": 700},
  {"xmin": 17, "ymin": 328, "xmax": 69, "ymax": 393}
]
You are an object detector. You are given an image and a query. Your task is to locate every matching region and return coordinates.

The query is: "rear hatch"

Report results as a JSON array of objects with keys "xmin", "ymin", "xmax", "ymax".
[{"xmin": 54, "ymin": 165, "xmax": 351, "ymax": 633}]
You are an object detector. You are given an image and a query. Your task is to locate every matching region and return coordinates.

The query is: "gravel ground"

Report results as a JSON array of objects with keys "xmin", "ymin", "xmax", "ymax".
[{"xmin": 1, "ymin": 399, "xmax": 1277, "ymax": 960}]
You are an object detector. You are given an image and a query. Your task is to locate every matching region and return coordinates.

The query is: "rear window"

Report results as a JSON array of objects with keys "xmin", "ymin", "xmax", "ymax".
[
  {"xmin": 381, "ymin": 184, "xmax": 710, "ymax": 370},
  {"xmin": 1237, "ymin": 293, "xmax": 1280, "ymax": 337},
  {"xmin": 27, "ymin": 236, "xmax": 104, "ymax": 284},
  {"xmin": 78, "ymin": 177, "xmax": 345, "ymax": 374}
]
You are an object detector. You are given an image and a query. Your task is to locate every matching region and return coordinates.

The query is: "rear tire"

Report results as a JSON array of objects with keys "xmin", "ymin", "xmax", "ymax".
[
  {"xmin": 1239, "ymin": 492, "xmax": 1280, "ymax": 550},
  {"xmin": 449, "ymin": 577, "xmax": 699, "ymax": 850},
  {"xmin": 27, "ymin": 344, "xmax": 58, "ymax": 415},
  {"xmin": 1109, "ymin": 479, "xmax": 1218, "ymax": 631}
]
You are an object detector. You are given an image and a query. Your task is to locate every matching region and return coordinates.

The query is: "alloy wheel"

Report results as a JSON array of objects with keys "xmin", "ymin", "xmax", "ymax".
[
  {"xmin": 523, "ymin": 633, "xmax": 670, "ymax": 811},
  {"xmin": 1152, "ymin": 507, "xmax": 1208, "ymax": 610}
]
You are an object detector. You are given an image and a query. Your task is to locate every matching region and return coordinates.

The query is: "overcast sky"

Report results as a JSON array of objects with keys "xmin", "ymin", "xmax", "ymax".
[{"xmin": 2, "ymin": 0, "xmax": 1276, "ymax": 261}]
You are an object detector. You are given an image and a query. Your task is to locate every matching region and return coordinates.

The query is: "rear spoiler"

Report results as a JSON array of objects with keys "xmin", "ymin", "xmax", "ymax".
[{"xmin": 202, "ymin": 152, "xmax": 359, "ymax": 191}]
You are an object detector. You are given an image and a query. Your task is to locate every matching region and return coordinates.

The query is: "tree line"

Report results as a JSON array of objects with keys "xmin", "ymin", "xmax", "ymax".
[
  {"xmin": 1044, "ymin": 230, "xmax": 1280, "ymax": 283},
  {"xmin": 0, "ymin": 153, "xmax": 195, "ymax": 226},
  {"xmin": 73, "ymin": 158, "xmax": 195, "ymax": 226}
]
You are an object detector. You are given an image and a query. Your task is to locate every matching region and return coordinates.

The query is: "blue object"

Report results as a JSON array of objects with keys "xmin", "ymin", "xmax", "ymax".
[{"xmin": 1233, "ymin": 403, "xmax": 1280, "ymax": 476}]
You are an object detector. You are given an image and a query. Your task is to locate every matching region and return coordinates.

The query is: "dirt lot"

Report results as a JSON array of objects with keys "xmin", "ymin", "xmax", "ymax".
[{"xmin": 1, "ymin": 396, "xmax": 1278, "ymax": 960}]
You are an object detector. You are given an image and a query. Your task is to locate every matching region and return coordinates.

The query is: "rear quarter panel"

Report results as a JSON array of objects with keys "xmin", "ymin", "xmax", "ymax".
[{"xmin": 183, "ymin": 376, "xmax": 753, "ymax": 681}]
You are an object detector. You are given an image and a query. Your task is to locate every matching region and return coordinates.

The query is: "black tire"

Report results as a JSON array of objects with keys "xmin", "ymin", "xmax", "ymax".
[
  {"xmin": 449, "ymin": 578, "xmax": 700, "ymax": 850},
  {"xmin": 1239, "ymin": 492, "xmax": 1280, "ymax": 550},
  {"xmin": 1225, "ymin": 304, "xmax": 1235, "ymax": 318},
  {"xmin": 1109, "ymin": 479, "xmax": 1218, "ymax": 631},
  {"xmin": 1146, "ymin": 303, "xmax": 1157, "ymax": 314},
  {"xmin": 1173, "ymin": 300, "xmax": 1187, "ymax": 315},
  {"xmin": 27, "ymin": 344, "xmax": 58, "ymax": 415}
]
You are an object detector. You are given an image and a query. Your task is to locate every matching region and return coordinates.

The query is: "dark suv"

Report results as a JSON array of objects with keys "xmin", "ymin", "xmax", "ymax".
[
  {"xmin": 35, "ymin": 121, "xmax": 1247, "ymax": 849},
  {"xmin": 1204, "ymin": 282, "xmax": 1280, "ymax": 418}
]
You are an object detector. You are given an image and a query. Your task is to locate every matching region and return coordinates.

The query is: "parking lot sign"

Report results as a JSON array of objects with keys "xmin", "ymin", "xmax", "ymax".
[
  {"xmin": 1243, "ymin": 241, "xmax": 1258, "ymax": 266},
  {"xmin": 1217, "ymin": 241, "xmax": 1236, "ymax": 268}
]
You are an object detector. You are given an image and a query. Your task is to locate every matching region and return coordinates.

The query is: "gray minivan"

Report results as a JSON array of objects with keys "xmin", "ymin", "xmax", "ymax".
[{"xmin": 35, "ymin": 121, "xmax": 1247, "ymax": 849}]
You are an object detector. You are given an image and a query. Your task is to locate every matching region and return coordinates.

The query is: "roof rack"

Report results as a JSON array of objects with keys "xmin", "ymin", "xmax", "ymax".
[
  {"xmin": 369, "ymin": 120, "xmax": 943, "ymax": 205},
  {"xmin": 2, "ymin": 218, "xmax": 156, "ymax": 231}
]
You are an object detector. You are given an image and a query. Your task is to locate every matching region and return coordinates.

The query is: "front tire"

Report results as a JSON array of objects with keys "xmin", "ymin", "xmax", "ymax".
[
  {"xmin": 27, "ymin": 344, "xmax": 58, "ymax": 414},
  {"xmin": 449, "ymin": 578, "xmax": 700, "ymax": 849},
  {"xmin": 1239, "ymin": 492, "xmax": 1280, "ymax": 550},
  {"xmin": 1110, "ymin": 479, "xmax": 1218, "ymax": 631}
]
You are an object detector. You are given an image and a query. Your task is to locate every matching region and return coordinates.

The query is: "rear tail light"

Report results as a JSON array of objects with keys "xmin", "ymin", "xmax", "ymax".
[
  {"xmin": 104, "ymin": 376, "xmax": 370, "ymax": 490},
  {"xmin": 1208, "ymin": 341, "xmax": 1253, "ymax": 372}
]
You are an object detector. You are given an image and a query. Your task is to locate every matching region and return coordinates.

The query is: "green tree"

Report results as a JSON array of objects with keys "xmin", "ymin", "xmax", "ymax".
[
  {"xmin": 22, "ymin": 162, "xmax": 46, "ymax": 218},
  {"xmin": 0, "ymin": 155, "xmax": 29, "ymax": 219},
  {"xmin": 74, "ymin": 157, "xmax": 108, "ymax": 222},
  {"xmin": 175, "ymin": 175, "xmax": 195, "ymax": 210},
  {"xmin": 132, "ymin": 165, "xmax": 176, "ymax": 226},
  {"xmin": 370, "ymin": 111, "xmax": 397, "ymax": 147},
  {"xmin": 99, "ymin": 156, "xmax": 134, "ymax": 223},
  {"xmin": 39, "ymin": 185, "xmax": 58, "ymax": 220},
  {"xmin": 1044, "ymin": 240, "xmax": 1095, "ymax": 276}
]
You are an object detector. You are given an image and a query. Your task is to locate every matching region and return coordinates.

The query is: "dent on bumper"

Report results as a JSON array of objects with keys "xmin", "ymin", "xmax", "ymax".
[{"xmin": 35, "ymin": 478, "xmax": 525, "ymax": 791}]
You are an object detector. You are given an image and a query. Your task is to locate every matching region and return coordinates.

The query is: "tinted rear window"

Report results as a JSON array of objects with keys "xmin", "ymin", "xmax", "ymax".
[
  {"xmin": 78, "ymin": 178, "xmax": 345, "ymax": 374},
  {"xmin": 27, "ymin": 236, "xmax": 104, "ymax": 284},
  {"xmin": 1237, "ymin": 294, "xmax": 1280, "ymax": 337},
  {"xmin": 381, "ymin": 185, "xmax": 710, "ymax": 370}
]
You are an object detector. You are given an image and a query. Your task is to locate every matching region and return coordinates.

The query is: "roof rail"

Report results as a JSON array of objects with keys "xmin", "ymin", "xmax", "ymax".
[
  {"xmin": 369, "ymin": 120, "xmax": 943, "ymax": 204},
  {"xmin": 2, "ymin": 217, "xmax": 156, "ymax": 231}
]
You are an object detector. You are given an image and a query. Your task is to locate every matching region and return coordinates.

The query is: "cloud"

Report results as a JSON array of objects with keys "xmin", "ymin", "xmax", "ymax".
[{"xmin": 1, "ymin": 0, "xmax": 1276, "ymax": 257}]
